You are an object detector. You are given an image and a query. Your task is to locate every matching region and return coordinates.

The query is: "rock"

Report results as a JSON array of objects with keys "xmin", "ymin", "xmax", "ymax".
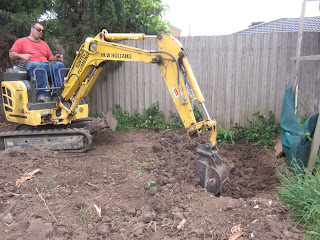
[
  {"xmin": 141, "ymin": 211, "xmax": 154, "ymax": 223},
  {"xmin": 152, "ymin": 145, "xmax": 163, "ymax": 153},
  {"xmin": 97, "ymin": 224, "xmax": 109, "ymax": 235},
  {"xmin": 147, "ymin": 186, "xmax": 158, "ymax": 195},
  {"xmin": 72, "ymin": 231, "xmax": 89, "ymax": 240},
  {"xmin": 2, "ymin": 212, "xmax": 14, "ymax": 225},
  {"xmin": 56, "ymin": 226, "xmax": 68, "ymax": 235},
  {"xmin": 102, "ymin": 216, "xmax": 111, "ymax": 223}
]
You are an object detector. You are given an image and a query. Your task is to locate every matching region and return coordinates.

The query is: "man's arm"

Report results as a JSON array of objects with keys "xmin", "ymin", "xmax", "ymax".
[
  {"xmin": 48, "ymin": 54, "xmax": 63, "ymax": 62},
  {"xmin": 9, "ymin": 51, "xmax": 32, "ymax": 61}
]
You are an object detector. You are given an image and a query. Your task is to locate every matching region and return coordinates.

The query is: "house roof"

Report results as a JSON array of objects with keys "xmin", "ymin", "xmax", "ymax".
[{"xmin": 236, "ymin": 16, "xmax": 320, "ymax": 34}]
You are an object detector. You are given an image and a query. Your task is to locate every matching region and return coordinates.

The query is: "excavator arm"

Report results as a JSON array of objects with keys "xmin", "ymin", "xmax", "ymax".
[
  {"xmin": 58, "ymin": 30, "xmax": 215, "ymax": 141},
  {"xmin": 54, "ymin": 29, "xmax": 228, "ymax": 195}
]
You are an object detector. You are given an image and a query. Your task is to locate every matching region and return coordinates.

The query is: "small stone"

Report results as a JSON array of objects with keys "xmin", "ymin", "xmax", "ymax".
[
  {"xmin": 2, "ymin": 212, "xmax": 14, "ymax": 225},
  {"xmin": 97, "ymin": 224, "xmax": 109, "ymax": 235}
]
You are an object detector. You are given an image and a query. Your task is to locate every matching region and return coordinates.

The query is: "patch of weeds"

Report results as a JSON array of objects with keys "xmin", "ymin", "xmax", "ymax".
[
  {"xmin": 47, "ymin": 177, "xmax": 56, "ymax": 187},
  {"xmin": 79, "ymin": 205, "xmax": 92, "ymax": 223},
  {"xmin": 144, "ymin": 103, "xmax": 167, "ymax": 131},
  {"xmin": 296, "ymin": 110, "xmax": 309, "ymax": 126},
  {"xmin": 112, "ymin": 103, "xmax": 183, "ymax": 132},
  {"xmin": 232, "ymin": 111, "xmax": 279, "ymax": 148},
  {"xmin": 142, "ymin": 180, "xmax": 156, "ymax": 194},
  {"xmin": 300, "ymin": 130, "xmax": 312, "ymax": 142},
  {"xmin": 49, "ymin": 159, "xmax": 58, "ymax": 168},
  {"xmin": 112, "ymin": 206, "xmax": 121, "ymax": 211},
  {"xmin": 146, "ymin": 157, "xmax": 155, "ymax": 163},
  {"xmin": 113, "ymin": 104, "xmax": 139, "ymax": 132},
  {"xmin": 217, "ymin": 127, "xmax": 235, "ymax": 145},
  {"xmin": 315, "ymin": 150, "xmax": 320, "ymax": 170},
  {"xmin": 133, "ymin": 166, "xmax": 144, "ymax": 175},
  {"xmin": 147, "ymin": 179, "xmax": 156, "ymax": 187},
  {"xmin": 277, "ymin": 159, "xmax": 320, "ymax": 239},
  {"xmin": 168, "ymin": 111, "xmax": 184, "ymax": 129},
  {"xmin": 193, "ymin": 105, "xmax": 203, "ymax": 122}
]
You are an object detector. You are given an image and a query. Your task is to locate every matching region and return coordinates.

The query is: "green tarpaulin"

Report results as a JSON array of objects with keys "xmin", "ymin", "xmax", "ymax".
[{"xmin": 280, "ymin": 87, "xmax": 319, "ymax": 169}]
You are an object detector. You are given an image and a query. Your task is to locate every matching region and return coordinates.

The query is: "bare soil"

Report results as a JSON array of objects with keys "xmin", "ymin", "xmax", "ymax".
[{"xmin": 0, "ymin": 119, "xmax": 309, "ymax": 240}]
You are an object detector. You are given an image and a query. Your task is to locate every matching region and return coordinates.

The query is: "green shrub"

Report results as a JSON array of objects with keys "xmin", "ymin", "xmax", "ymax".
[
  {"xmin": 112, "ymin": 103, "xmax": 184, "ymax": 132},
  {"xmin": 217, "ymin": 127, "xmax": 235, "ymax": 145},
  {"xmin": 143, "ymin": 103, "xmax": 167, "ymax": 131},
  {"xmin": 232, "ymin": 111, "xmax": 280, "ymax": 148},
  {"xmin": 193, "ymin": 105, "xmax": 203, "ymax": 122},
  {"xmin": 112, "ymin": 104, "xmax": 141, "ymax": 131},
  {"xmin": 168, "ymin": 111, "xmax": 184, "ymax": 129}
]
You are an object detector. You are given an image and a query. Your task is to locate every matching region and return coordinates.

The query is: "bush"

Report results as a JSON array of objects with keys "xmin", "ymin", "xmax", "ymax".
[
  {"xmin": 232, "ymin": 111, "xmax": 280, "ymax": 148},
  {"xmin": 112, "ymin": 103, "xmax": 184, "ymax": 132},
  {"xmin": 217, "ymin": 127, "xmax": 235, "ymax": 145}
]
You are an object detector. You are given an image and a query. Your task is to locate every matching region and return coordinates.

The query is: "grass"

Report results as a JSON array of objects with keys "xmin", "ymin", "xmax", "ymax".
[
  {"xmin": 277, "ymin": 158, "xmax": 320, "ymax": 239},
  {"xmin": 79, "ymin": 205, "xmax": 93, "ymax": 223}
]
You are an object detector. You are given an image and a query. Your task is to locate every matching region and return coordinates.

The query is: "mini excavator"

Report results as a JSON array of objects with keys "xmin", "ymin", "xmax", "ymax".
[{"xmin": 0, "ymin": 30, "xmax": 228, "ymax": 195}]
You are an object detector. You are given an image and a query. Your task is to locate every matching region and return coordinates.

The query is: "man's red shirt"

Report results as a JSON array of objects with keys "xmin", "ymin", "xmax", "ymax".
[{"xmin": 10, "ymin": 37, "xmax": 52, "ymax": 62}]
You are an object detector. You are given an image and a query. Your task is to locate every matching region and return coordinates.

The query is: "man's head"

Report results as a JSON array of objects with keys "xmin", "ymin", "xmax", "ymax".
[{"xmin": 30, "ymin": 22, "xmax": 44, "ymax": 41}]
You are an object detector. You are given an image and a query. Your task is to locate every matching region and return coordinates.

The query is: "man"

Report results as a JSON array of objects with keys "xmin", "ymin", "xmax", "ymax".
[{"xmin": 9, "ymin": 22, "xmax": 65, "ymax": 102}]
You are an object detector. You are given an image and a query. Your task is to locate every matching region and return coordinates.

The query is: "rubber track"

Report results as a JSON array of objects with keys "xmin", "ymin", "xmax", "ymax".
[{"xmin": 0, "ymin": 128, "xmax": 92, "ymax": 153}]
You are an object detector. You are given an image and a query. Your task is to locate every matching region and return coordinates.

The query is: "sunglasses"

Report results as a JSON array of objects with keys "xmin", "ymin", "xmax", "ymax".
[{"xmin": 33, "ymin": 27, "xmax": 44, "ymax": 33}]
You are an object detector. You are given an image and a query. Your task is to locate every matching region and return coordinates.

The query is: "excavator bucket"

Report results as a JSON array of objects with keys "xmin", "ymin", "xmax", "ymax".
[
  {"xmin": 104, "ymin": 110, "xmax": 118, "ymax": 131},
  {"xmin": 193, "ymin": 142, "xmax": 229, "ymax": 196}
]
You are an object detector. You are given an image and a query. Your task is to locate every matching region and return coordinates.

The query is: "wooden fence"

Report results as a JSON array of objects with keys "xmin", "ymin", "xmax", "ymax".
[{"xmin": 88, "ymin": 32, "xmax": 320, "ymax": 129}]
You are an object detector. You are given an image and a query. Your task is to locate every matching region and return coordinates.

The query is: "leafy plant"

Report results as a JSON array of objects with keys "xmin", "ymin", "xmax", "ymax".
[
  {"xmin": 168, "ymin": 111, "xmax": 184, "ymax": 129},
  {"xmin": 146, "ymin": 157, "xmax": 155, "ymax": 163},
  {"xmin": 296, "ymin": 110, "xmax": 309, "ymax": 126},
  {"xmin": 300, "ymin": 130, "xmax": 312, "ymax": 142},
  {"xmin": 113, "ymin": 103, "xmax": 183, "ymax": 132},
  {"xmin": 112, "ymin": 104, "xmax": 142, "ymax": 132},
  {"xmin": 217, "ymin": 127, "xmax": 235, "ymax": 145},
  {"xmin": 232, "ymin": 111, "xmax": 280, "ymax": 148},
  {"xmin": 277, "ymin": 160, "xmax": 320, "ymax": 239},
  {"xmin": 47, "ymin": 177, "xmax": 56, "ymax": 186},
  {"xmin": 146, "ymin": 179, "xmax": 155, "ymax": 187},
  {"xmin": 193, "ymin": 105, "xmax": 203, "ymax": 122},
  {"xmin": 79, "ymin": 205, "xmax": 92, "ymax": 223},
  {"xmin": 315, "ymin": 151, "xmax": 320, "ymax": 170},
  {"xmin": 143, "ymin": 103, "xmax": 167, "ymax": 131}
]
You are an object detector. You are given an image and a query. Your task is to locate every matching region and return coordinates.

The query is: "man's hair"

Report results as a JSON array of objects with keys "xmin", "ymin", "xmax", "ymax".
[{"xmin": 31, "ymin": 22, "xmax": 43, "ymax": 28}]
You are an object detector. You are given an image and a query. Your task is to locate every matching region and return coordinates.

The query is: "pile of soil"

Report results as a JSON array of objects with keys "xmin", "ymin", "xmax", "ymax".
[{"xmin": 0, "ymin": 124, "xmax": 309, "ymax": 240}]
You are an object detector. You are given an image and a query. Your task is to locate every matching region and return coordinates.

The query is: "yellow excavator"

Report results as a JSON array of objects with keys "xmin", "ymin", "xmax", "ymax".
[{"xmin": 0, "ymin": 30, "xmax": 228, "ymax": 195}]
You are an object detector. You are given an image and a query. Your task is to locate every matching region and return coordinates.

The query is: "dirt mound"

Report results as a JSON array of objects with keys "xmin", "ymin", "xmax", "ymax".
[{"xmin": 0, "ymin": 128, "xmax": 308, "ymax": 239}]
